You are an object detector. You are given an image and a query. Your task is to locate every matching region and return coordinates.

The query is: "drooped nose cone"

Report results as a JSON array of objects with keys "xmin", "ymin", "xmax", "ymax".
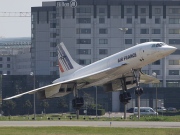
[{"xmin": 162, "ymin": 46, "xmax": 177, "ymax": 55}]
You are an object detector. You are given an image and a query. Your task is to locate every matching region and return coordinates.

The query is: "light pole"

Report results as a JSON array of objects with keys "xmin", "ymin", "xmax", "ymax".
[
  {"xmin": 152, "ymin": 72, "xmax": 158, "ymax": 117},
  {"xmin": 30, "ymin": 72, "xmax": 36, "ymax": 119},
  {"xmin": 95, "ymin": 86, "xmax": 97, "ymax": 118},
  {"xmin": 119, "ymin": 28, "xmax": 128, "ymax": 50}
]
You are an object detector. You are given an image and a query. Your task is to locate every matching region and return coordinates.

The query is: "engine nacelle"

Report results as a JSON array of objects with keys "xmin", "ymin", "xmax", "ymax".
[{"xmin": 36, "ymin": 83, "xmax": 73, "ymax": 100}]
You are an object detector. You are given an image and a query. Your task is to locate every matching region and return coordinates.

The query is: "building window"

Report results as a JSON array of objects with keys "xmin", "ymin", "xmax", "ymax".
[
  {"xmin": 0, "ymin": 64, "xmax": 2, "ymax": 68},
  {"xmin": 169, "ymin": 60, "xmax": 180, "ymax": 65},
  {"xmin": 50, "ymin": 13, "xmax": 56, "ymax": 19},
  {"xmin": 50, "ymin": 61, "xmax": 57, "ymax": 67},
  {"xmin": 99, "ymin": 28, "xmax": 108, "ymax": 34},
  {"xmin": 125, "ymin": 39, "xmax": 132, "ymax": 44},
  {"xmin": 166, "ymin": 81, "xmax": 180, "ymax": 87},
  {"xmin": 50, "ymin": 42, "xmax": 57, "ymax": 47},
  {"xmin": 140, "ymin": 39, "xmax": 149, "ymax": 43},
  {"xmin": 7, "ymin": 71, "xmax": 10, "ymax": 75},
  {"xmin": 7, "ymin": 57, "xmax": 10, "ymax": 61},
  {"xmin": 50, "ymin": 23, "xmax": 56, "ymax": 28},
  {"xmin": 169, "ymin": 18, "xmax": 180, "ymax": 24},
  {"xmin": 169, "ymin": 39, "xmax": 180, "ymax": 44},
  {"xmin": 140, "ymin": 29, "xmax": 149, "ymax": 34},
  {"xmin": 50, "ymin": 33, "xmax": 56, "ymax": 38},
  {"xmin": 154, "ymin": 8, "xmax": 161, "ymax": 14},
  {"xmin": 155, "ymin": 18, "xmax": 161, "ymax": 24},
  {"xmin": 152, "ymin": 29, "xmax": 161, "ymax": 34},
  {"xmin": 152, "ymin": 70, "xmax": 160, "ymax": 75},
  {"xmin": 99, "ymin": 39, "xmax": 108, "ymax": 44},
  {"xmin": 169, "ymin": 29, "xmax": 180, "ymax": 34},
  {"xmin": 99, "ymin": 49, "xmax": 108, "ymax": 55},
  {"xmin": 140, "ymin": 18, "xmax": 146, "ymax": 24},
  {"xmin": 77, "ymin": 49, "xmax": 91, "ymax": 55},
  {"xmin": 169, "ymin": 70, "xmax": 179, "ymax": 75},
  {"xmin": 169, "ymin": 8, "xmax": 180, "ymax": 14},
  {"xmin": 56, "ymin": 29, "xmax": 59, "ymax": 36},
  {"xmin": 126, "ymin": 29, "xmax": 132, "ymax": 34},
  {"xmin": 76, "ymin": 28, "xmax": 91, "ymax": 34},
  {"xmin": 99, "ymin": 8, "xmax": 105, "ymax": 13},
  {"xmin": 7, "ymin": 64, "xmax": 10, "ymax": 68},
  {"xmin": 127, "ymin": 18, "xmax": 132, "ymax": 24},
  {"xmin": 152, "ymin": 60, "xmax": 160, "ymax": 65},
  {"xmin": 50, "ymin": 52, "xmax": 57, "ymax": 57},
  {"xmin": 77, "ymin": 39, "xmax": 91, "ymax": 44},
  {"xmin": 140, "ymin": 8, "xmax": 146, "ymax": 14},
  {"xmin": 0, "ymin": 58, "xmax": 2, "ymax": 61},
  {"xmin": 78, "ymin": 59, "xmax": 91, "ymax": 65},
  {"xmin": 77, "ymin": 18, "xmax": 91, "ymax": 23},
  {"xmin": 152, "ymin": 39, "xmax": 161, "ymax": 42},
  {"xmin": 76, "ymin": 7, "xmax": 91, "ymax": 13},
  {"xmin": 126, "ymin": 8, "xmax": 132, "ymax": 14},
  {"xmin": 99, "ymin": 18, "xmax": 105, "ymax": 24}
]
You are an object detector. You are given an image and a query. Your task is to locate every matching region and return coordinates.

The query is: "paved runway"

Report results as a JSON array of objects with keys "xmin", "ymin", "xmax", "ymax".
[{"xmin": 0, "ymin": 121, "xmax": 179, "ymax": 128}]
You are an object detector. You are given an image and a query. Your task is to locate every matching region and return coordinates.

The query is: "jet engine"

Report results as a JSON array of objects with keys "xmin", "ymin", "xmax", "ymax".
[{"xmin": 36, "ymin": 83, "xmax": 74, "ymax": 100}]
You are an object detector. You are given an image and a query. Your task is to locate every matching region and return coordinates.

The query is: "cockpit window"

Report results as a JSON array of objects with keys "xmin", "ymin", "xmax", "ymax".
[
  {"xmin": 156, "ymin": 44, "xmax": 162, "ymax": 47},
  {"xmin": 152, "ymin": 43, "xmax": 165, "ymax": 48}
]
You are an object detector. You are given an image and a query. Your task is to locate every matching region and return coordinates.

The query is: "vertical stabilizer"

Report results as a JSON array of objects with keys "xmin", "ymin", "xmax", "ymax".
[{"xmin": 57, "ymin": 42, "xmax": 83, "ymax": 77}]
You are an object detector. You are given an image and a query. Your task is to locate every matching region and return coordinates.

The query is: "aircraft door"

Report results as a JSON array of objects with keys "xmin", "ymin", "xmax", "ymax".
[{"xmin": 139, "ymin": 47, "xmax": 145, "ymax": 61}]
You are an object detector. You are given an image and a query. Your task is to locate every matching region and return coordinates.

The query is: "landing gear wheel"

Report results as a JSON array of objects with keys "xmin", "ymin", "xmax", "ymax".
[
  {"xmin": 119, "ymin": 92, "xmax": 132, "ymax": 104},
  {"xmin": 72, "ymin": 97, "xmax": 84, "ymax": 110},
  {"xmin": 135, "ymin": 87, "xmax": 143, "ymax": 96}
]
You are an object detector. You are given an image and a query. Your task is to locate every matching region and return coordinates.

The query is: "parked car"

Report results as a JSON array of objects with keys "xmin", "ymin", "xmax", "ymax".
[
  {"xmin": 167, "ymin": 107, "xmax": 177, "ymax": 112},
  {"xmin": 156, "ymin": 107, "xmax": 166, "ymax": 112},
  {"xmin": 127, "ymin": 108, "xmax": 133, "ymax": 113},
  {"xmin": 133, "ymin": 107, "xmax": 158, "ymax": 115}
]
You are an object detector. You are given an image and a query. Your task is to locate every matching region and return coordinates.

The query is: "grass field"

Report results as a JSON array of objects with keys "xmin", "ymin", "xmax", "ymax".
[
  {"xmin": 0, "ymin": 127, "xmax": 180, "ymax": 135},
  {"xmin": 1, "ymin": 113, "xmax": 180, "ymax": 122}
]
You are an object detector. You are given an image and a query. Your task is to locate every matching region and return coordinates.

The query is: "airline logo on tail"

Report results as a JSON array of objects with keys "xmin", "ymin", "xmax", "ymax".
[{"xmin": 57, "ymin": 45, "xmax": 74, "ymax": 72}]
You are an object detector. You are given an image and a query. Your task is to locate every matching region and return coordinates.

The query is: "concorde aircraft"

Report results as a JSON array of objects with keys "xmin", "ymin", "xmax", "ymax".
[{"xmin": 4, "ymin": 42, "xmax": 176, "ymax": 109}]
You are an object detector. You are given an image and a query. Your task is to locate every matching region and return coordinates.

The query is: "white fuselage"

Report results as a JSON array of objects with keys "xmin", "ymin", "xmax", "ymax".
[{"xmin": 53, "ymin": 42, "xmax": 176, "ymax": 87}]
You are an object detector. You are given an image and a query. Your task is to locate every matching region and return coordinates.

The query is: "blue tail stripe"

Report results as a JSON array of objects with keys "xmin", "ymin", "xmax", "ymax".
[
  {"xmin": 58, "ymin": 46, "xmax": 70, "ymax": 70},
  {"xmin": 59, "ymin": 45, "xmax": 74, "ymax": 70},
  {"xmin": 57, "ymin": 48, "xmax": 69, "ymax": 71}
]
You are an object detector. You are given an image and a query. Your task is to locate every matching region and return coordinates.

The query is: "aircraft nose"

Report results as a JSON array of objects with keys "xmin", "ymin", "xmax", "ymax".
[{"xmin": 162, "ymin": 46, "xmax": 177, "ymax": 55}]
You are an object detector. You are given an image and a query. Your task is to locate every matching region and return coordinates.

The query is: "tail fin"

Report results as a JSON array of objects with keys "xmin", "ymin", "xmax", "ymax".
[{"xmin": 57, "ymin": 42, "xmax": 83, "ymax": 77}]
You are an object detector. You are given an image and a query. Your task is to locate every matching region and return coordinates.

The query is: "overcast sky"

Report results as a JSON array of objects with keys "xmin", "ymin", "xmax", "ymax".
[{"xmin": 0, "ymin": 0, "xmax": 53, "ymax": 38}]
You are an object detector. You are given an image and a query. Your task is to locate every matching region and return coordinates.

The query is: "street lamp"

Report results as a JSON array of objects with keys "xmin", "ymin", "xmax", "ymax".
[
  {"xmin": 95, "ymin": 86, "xmax": 97, "ymax": 118},
  {"xmin": 30, "ymin": 72, "xmax": 36, "ymax": 119},
  {"xmin": 119, "ymin": 28, "xmax": 128, "ymax": 50},
  {"xmin": 152, "ymin": 72, "xmax": 158, "ymax": 117}
]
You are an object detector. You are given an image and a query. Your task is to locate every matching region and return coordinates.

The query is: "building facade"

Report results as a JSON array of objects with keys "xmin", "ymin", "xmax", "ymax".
[
  {"xmin": 30, "ymin": 0, "xmax": 180, "ymax": 111},
  {"xmin": 0, "ymin": 37, "xmax": 31, "ymax": 75}
]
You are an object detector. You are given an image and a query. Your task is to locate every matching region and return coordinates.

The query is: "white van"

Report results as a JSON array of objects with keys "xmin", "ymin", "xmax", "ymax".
[{"xmin": 133, "ymin": 107, "xmax": 158, "ymax": 115}]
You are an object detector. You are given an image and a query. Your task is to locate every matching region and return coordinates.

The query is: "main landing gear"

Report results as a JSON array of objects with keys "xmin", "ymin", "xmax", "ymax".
[
  {"xmin": 72, "ymin": 85, "xmax": 84, "ymax": 119},
  {"xmin": 133, "ymin": 69, "xmax": 143, "ymax": 119},
  {"xmin": 119, "ymin": 77, "xmax": 132, "ymax": 119},
  {"xmin": 119, "ymin": 69, "xmax": 143, "ymax": 119}
]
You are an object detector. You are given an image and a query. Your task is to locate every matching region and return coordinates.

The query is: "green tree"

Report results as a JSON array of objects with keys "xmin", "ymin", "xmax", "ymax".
[
  {"xmin": 40, "ymin": 100, "xmax": 49, "ymax": 115},
  {"xmin": 2, "ymin": 100, "xmax": 16, "ymax": 119},
  {"xmin": 57, "ymin": 97, "xmax": 68, "ymax": 113},
  {"xmin": 23, "ymin": 100, "xmax": 32, "ymax": 116},
  {"xmin": 83, "ymin": 92, "xmax": 94, "ymax": 109}
]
